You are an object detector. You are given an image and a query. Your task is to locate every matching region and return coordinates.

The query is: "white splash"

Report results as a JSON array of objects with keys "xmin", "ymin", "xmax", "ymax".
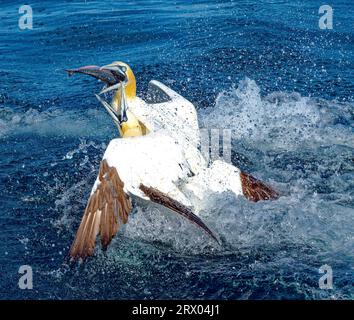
[{"xmin": 200, "ymin": 78, "xmax": 354, "ymax": 151}]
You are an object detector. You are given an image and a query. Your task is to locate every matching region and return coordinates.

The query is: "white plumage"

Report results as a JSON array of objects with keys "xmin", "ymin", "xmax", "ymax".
[{"xmin": 102, "ymin": 131, "xmax": 193, "ymax": 205}]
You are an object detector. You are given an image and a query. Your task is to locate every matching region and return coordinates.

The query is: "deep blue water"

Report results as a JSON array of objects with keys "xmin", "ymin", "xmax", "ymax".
[{"xmin": 0, "ymin": 0, "xmax": 353, "ymax": 299}]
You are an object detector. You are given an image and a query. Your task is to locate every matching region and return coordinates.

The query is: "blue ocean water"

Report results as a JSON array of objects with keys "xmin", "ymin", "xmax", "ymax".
[{"xmin": 0, "ymin": 0, "xmax": 353, "ymax": 299}]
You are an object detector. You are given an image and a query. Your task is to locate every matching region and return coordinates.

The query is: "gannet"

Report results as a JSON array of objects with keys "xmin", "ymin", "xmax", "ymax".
[{"xmin": 66, "ymin": 62, "xmax": 278, "ymax": 260}]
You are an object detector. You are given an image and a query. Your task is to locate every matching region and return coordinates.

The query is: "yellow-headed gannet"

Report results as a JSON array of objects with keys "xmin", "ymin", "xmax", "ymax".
[{"xmin": 66, "ymin": 62, "xmax": 278, "ymax": 260}]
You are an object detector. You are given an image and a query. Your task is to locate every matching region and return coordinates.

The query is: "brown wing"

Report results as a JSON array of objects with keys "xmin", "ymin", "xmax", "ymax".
[
  {"xmin": 70, "ymin": 159, "xmax": 132, "ymax": 260},
  {"xmin": 139, "ymin": 184, "xmax": 219, "ymax": 244},
  {"xmin": 240, "ymin": 171, "xmax": 279, "ymax": 202}
]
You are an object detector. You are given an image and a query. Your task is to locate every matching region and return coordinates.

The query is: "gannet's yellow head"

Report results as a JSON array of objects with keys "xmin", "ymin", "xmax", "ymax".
[
  {"xmin": 66, "ymin": 61, "xmax": 146, "ymax": 137},
  {"xmin": 101, "ymin": 61, "xmax": 137, "ymax": 106}
]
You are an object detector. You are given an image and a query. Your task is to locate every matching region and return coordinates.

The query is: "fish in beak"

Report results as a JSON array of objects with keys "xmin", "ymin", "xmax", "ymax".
[{"xmin": 66, "ymin": 64, "xmax": 127, "ymax": 87}]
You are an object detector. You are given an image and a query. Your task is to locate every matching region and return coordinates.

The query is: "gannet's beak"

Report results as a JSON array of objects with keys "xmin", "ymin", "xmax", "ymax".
[{"xmin": 66, "ymin": 64, "xmax": 129, "ymax": 131}]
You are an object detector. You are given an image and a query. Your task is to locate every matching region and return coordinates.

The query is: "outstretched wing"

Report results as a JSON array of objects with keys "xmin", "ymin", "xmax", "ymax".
[
  {"xmin": 70, "ymin": 159, "xmax": 132, "ymax": 260},
  {"xmin": 133, "ymin": 81, "xmax": 201, "ymax": 149}
]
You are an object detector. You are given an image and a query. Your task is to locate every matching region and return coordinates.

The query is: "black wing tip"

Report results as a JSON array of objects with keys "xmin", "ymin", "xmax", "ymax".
[{"xmin": 207, "ymin": 229, "xmax": 221, "ymax": 246}]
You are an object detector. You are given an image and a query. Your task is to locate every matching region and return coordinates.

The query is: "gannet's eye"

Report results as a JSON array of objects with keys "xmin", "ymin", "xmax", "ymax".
[{"xmin": 116, "ymin": 65, "xmax": 128, "ymax": 82}]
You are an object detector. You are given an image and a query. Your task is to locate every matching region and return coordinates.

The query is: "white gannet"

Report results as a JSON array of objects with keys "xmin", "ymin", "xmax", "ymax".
[{"xmin": 66, "ymin": 62, "xmax": 278, "ymax": 260}]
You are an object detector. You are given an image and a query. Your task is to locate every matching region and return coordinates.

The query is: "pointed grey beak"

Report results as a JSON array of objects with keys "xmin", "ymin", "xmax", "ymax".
[{"xmin": 66, "ymin": 64, "xmax": 129, "ymax": 133}]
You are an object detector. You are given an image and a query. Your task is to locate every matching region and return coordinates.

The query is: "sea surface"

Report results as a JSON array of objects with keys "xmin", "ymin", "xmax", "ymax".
[{"xmin": 0, "ymin": 0, "xmax": 353, "ymax": 299}]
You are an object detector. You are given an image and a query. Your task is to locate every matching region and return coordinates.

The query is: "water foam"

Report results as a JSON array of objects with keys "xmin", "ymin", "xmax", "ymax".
[
  {"xmin": 200, "ymin": 78, "xmax": 354, "ymax": 151},
  {"xmin": 0, "ymin": 106, "xmax": 113, "ymax": 138}
]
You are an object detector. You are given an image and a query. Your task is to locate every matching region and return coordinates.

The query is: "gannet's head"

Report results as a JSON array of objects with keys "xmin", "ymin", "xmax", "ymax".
[
  {"xmin": 67, "ymin": 61, "xmax": 146, "ymax": 137},
  {"xmin": 102, "ymin": 61, "xmax": 136, "ymax": 104},
  {"xmin": 66, "ymin": 61, "xmax": 136, "ymax": 101}
]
